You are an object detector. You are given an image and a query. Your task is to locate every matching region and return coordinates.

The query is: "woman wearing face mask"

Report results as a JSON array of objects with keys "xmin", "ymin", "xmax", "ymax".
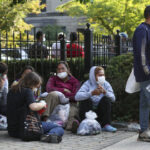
[
  {"xmin": 0, "ymin": 62, "xmax": 8, "ymax": 116},
  {"xmin": 75, "ymin": 66, "xmax": 117, "ymax": 132},
  {"xmin": 42, "ymin": 61, "xmax": 80, "ymax": 131}
]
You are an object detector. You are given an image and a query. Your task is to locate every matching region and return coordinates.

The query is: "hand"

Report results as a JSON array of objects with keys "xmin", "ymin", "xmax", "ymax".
[
  {"xmin": 97, "ymin": 85, "xmax": 106, "ymax": 94},
  {"xmin": 92, "ymin": 88, "xmax": 101, "ymax": 96},
  {"xmin": 0, "ymin": 77, "xmax": 5, "ymax": 89},
  {"xmin": 64, "ymin": 88, "xmax": 71, "ymax": 93}
]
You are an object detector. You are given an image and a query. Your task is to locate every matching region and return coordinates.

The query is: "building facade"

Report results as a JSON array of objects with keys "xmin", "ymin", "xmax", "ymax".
[{"xmin": 25, "ymin": 0, "xmax": 85, "ymax": 34}]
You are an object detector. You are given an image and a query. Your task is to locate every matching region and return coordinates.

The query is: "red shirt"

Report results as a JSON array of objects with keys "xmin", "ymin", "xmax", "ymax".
[{"xmin": 66, "ymin": 43, "xmax": 84, "ymax": 58}]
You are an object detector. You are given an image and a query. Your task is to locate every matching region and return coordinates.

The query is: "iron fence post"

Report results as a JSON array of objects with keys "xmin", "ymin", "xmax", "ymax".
[
  {"xmin": 84, "ymin": 23, "xmax": 93, "ymax": 73},
  {"xmin": 60, "ymin": 37, "xmax": 66, "ymax": 61},
  {"xmin": 115, "ymin": 30, "xmax": 121, "ymax": 56}
]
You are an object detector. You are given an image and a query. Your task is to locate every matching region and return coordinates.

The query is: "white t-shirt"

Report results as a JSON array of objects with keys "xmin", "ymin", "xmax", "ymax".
[{"xmin": 51, "ymin": 42, "xmax": 61, "ymax": 57}]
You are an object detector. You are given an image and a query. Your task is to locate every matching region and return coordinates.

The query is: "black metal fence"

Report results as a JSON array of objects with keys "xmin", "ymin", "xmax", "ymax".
[{"xmin": 0, "ymin": 24, "xmax": 132, "ymax": 85}]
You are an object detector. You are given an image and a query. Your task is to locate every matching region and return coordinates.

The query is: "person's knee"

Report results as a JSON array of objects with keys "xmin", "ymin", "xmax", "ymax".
[
  {"xmin": 48, "ymin": 91, "xmax": 59, "ymax": 98},
  {"xmin": 51, "ymin": 127, "xmax": 64, "ymax": 136},
  {"xmin": 101, "ymin": 97, "xmax": 111, "ymax": 104}
]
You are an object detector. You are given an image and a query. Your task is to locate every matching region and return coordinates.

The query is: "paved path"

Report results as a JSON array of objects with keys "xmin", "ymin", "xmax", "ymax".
[
  {"xmin": 103, "ymin": 134, "xmax": 150, "ymax": 150},
  {"xmin": 0, "ymin": 130, "xmax": 136, "ymax": 150}
]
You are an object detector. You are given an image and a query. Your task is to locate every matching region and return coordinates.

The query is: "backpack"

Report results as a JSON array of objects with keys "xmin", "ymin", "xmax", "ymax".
[{"xmin": 21, "ymin": 107, "xmax": 43, "ymax": 141}]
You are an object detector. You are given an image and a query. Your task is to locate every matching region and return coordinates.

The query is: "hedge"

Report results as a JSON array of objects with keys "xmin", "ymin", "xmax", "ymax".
[{"xmin": 106, "ymin": 53, "xmax": 139, "ymax": 121}]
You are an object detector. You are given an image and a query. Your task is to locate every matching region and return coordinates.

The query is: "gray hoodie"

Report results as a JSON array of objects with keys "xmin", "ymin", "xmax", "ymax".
[{"xmin": 75, "ymin": 66, "xmax": 115, "ymax": 106}]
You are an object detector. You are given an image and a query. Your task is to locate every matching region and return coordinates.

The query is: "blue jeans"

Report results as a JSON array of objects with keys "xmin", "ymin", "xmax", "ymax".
[
  {"xmin": 41, "ymin": 122, "xmax": 64, "ymax": 136},
  {"xmin": 140, "ymin": 80, "xmax": 150, "ymax": 132}
]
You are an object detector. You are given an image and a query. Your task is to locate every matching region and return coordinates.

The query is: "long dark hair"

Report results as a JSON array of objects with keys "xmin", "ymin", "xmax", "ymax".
[
  {"xmin": 12, "ymin": 72, "xmax": 42, "ymax": 92},
  {"xmin": 70, "ymin": 32, "xmax": 77, "ymax": 43}
]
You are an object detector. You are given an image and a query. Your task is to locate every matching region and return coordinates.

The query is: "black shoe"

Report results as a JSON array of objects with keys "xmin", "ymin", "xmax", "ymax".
[
  {"xmin": 40, "ymin": 134, "xmax": 62, "ymax": 143},
  {"xmin": 71, "ymin": 120, "xmax": 79, "ymax": 134}
]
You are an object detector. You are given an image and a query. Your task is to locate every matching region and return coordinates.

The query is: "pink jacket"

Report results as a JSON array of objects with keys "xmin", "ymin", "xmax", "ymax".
[{"xmin": 46, "ymin": 76, "xmax": 80, "ymax": 102}]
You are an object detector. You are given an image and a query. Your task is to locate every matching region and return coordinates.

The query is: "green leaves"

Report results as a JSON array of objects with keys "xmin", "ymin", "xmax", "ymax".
[
  {"xmin": 57, "ymin": 0, "xmax": 149, "ymax": 37},
  {"xmin": 0, "ymin": 0, "xmax": 45, "ymax": 32}
]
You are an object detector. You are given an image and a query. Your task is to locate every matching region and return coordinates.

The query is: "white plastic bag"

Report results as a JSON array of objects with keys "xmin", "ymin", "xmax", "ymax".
[
  {"xmin": 125, "ymin": 68, "xmax": 140, "ymax": 93},
  {"xmin": 54, "ymin": 91, "xmax": 69, "ymax": 104},
  {"xmin": 49, "ymin": 104, "xmax": 70, "ymax": 127},
  {"xmin": 0, "ymin": 115, "xmax": 7, "ymax": 130},
  {"xmin": 77, "ymin": 111, "xmax": 101, "ymax": 135}
]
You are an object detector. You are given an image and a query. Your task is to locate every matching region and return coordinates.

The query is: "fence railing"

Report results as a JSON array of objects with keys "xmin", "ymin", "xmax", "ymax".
[{"xmin": 0, "ymin": 24, "xmax": 132, "ymax": 84}]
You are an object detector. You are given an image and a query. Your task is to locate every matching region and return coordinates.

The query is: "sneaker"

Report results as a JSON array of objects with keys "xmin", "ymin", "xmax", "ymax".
[
  {"xmin": 102, "ymin": 124, "xmax": 117, "ymax": 132},
  {"xmin": 138, "ymin": 129, "xmax": 150, "ymax": 142},
  {"xmin": 40, "ymin": 134, "xmax": 62, "ymax": 143},
  {"xmin": 71, "ymin": 120, "xmax": 80, "ymax": 134}
]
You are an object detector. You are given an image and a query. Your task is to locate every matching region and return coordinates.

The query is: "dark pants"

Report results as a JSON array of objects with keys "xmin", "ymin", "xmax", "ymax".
[
  {"xmin": 79, "ymin": 97, "xmax": 111, "ymax": 127},
  {"xmin": 0, "ymin": 105, "xmax": 7, "ymax": 116}
]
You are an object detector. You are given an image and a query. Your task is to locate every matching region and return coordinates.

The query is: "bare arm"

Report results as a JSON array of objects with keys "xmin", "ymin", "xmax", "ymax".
[{"xmin": 29, "ymin": 101, "xmax": 46, "ymax": 111}]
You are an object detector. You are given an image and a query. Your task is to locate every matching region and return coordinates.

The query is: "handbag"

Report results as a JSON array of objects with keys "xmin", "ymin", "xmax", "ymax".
[
  {"xmin": 21, "ymin": 107, "xmax": 43, "ymax": 141},
  {"xmin": 125, "ymin": 68, "xmax": 140, "ymax": 93}
]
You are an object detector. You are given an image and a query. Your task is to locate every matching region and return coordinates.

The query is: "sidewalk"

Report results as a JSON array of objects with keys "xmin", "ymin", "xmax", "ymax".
[
  {"xmin": 103, "ymin": 134, "xmax": 150, "ymax": 150},
  {"xmin": 0, "ymin": 130, "xmax": 136, "ymax": 150}
]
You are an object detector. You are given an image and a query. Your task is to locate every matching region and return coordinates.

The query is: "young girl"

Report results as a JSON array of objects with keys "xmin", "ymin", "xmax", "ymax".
[
  {"xmin": 11, "ymin": 65, "xmax": 41, "ymax": 99},
  {"xmin": 7, "ymin": 72, "xmax": 64, "ymax": 143}
]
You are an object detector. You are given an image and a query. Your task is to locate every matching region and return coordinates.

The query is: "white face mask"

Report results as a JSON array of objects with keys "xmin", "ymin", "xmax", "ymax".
[
  {"xmin": 57, "ymin": 72, "xmax": 68, "ymax": 79},
  {"xmin": 33, "ymin": 88, "xmax": 38, "ymax": 92},
  {"xmin": 3, "ymin": 75, "xmax": 7, "ymax": 80},
  {"xmin": 97, "ymin": 76, "xmax": 105, "ymax": 85},
  {"xmin": 43, "ymin": 37, "xmax": 46, "ymax": 42}
]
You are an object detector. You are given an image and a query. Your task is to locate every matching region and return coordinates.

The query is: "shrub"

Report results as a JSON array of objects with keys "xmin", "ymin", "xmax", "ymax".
[{"xmin": 106, "ymin": 52, "xmax": 139, "ymax": 121}]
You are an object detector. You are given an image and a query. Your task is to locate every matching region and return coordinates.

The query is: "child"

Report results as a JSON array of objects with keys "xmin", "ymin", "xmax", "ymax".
[{"xmin": 8, "ymin": 72, "xmax": 64, "ymax": 143}]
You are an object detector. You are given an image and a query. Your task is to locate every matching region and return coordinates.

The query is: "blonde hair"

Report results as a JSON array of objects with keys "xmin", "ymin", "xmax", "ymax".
[{"xmin": 95, "ymin": 66, "xmax": 104, "ymax": 76}]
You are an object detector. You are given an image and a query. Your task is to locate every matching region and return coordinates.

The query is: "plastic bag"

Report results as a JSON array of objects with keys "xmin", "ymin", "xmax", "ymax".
[
  {"xmin": 0, "ymin": 115, "xmax": 7, "ymax": 130},
  {"xmin": 77, "ymin": 111, "xmax": 101, "ymax": 135},
  {"xmin": 125, "ymin": 68, "xmax": 140, "ymax": 93},
  {"xmin": 49, "ymin": 104, "xmax": 70, "ymax": 127},
  {"xmin": 54, "ymin": 91, "xmax": 69, "ymax": 104}
]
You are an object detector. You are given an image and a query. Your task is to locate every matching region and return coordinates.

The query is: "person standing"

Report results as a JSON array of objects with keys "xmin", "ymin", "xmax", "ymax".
[
  {"xmin": 28, "ymin": 31, "xmax": 49, "ymax": 59},
  {"xmin": 133, "ymin": 5, "xmax": 150, "ymax": 142}
]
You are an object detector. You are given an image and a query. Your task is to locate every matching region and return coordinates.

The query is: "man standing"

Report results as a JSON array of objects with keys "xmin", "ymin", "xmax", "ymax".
[
  {"xmin": 133, "ymin": 5, "xmax": 150, "ymax": 141},
  {"xmin": 28, "ymin": 31, "xmax": 49, "ymax": 59}
]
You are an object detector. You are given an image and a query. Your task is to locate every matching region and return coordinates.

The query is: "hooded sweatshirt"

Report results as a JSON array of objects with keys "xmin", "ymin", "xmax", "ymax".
[{"xmin": 75, "ymin": 66, "xmax": 115, "ymax": 106}]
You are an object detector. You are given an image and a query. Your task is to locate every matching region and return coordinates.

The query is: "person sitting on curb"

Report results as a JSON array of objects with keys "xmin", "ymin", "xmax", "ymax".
[
  {"xmin": 75, "ymin": 66, "xmax": 117, "ymax": 132},
  {"xmin": 7, "ymin": 72, "xmax": 64, "ymax": 143},
  {"xmin": 11, "ymin": 65, "xmax": 41, "ymax": 99},
  {"xmin": 0, "ymin": 62, "xmax": 8, "ymax": 116},
  {"xmin": 42, "ymin": 61, "xmax": 80, "ymax": 132}
]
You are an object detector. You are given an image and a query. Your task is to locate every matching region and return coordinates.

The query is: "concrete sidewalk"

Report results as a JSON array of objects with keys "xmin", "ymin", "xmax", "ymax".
[
  {"xmin": 0, "ymin": 130, "xmax": 136, "ymax": 150},
  {"xmin": 103, "ymin": 134, "xmax": 150, "ymax": 150}
]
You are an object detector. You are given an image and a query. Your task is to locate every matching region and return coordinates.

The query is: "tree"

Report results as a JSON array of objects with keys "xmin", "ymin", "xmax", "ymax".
[
  {"xmin": 57, "ymin": 0, "xmax": 150, "ymax": 37},
  {"xmin": 0, "ymin": 0, "xmax": 45, "ymax": 32}
]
